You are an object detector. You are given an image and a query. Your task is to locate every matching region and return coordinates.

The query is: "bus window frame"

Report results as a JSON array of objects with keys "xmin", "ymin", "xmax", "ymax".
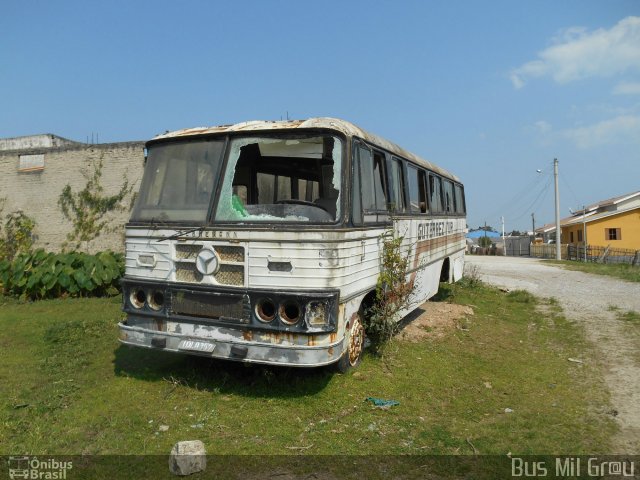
[
  {"xmin": 351, "ymin": 140, "xmax": 391, "ymax": 226},
  {"xmin": 388, "ymin": 156, "xmax": 407, "ymax": 214},
  {"xmin": 404, "ymin": 161, "xmax": 430, "ymax": 216}
]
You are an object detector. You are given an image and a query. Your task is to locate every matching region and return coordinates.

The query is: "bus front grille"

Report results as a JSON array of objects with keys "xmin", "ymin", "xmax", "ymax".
[
  {"xmin": 215, "ymin": 264, "xmax": 244, "ymax": 286},
  {"xmin": 175, "ymin": 262, "xmax": 203, "ymax": 283},
  {"xmin": 171, "ymin": 291, "xmax": 249, "ymax": 323},
  {"xmin": 173, "ymin": 242, "xmax": 245, "ymax": 286}
]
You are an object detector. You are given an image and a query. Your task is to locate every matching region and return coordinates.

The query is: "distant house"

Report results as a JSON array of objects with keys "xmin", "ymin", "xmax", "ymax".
[{"xmin": 536, "ymin": 190, "xmax": 640, "ymax": 250}]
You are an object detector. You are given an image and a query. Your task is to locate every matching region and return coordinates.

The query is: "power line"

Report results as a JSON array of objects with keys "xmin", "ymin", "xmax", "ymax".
[
  {"xmin": 507, "ymin": 176, "xmax": 552, "ymax": 224},
  {"xmin": 484, "ymin": 169, "xmax": 551, "ymax": 223}
]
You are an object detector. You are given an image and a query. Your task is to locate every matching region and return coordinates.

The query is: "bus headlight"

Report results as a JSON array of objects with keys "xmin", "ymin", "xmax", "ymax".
[
  {"xmin": 255, "ymin": 298, "xmax": 277, "ymax": 323},
  {"xmin": 147, "ymin": 290, "xmax": 165, "ymax": 311},
  {"xmin": 305, "ymin": 301, "xmax": 327, "ymax": 326},
  {"xmin": 279, "ymin": 300, "xmax": 302, "ymax": 325},
  {"xmin": 130, "ymin": 288, "xmax": 146, "ymax": 309}
]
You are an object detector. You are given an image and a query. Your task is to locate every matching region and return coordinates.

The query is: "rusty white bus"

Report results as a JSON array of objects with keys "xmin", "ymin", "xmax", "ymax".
[{"xmin": 119, "ymin": 118, "xmax": 466, "ymax": 371}]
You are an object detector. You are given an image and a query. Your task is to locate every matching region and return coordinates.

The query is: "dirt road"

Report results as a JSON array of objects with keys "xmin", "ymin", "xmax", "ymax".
[{"xmin": 466, "ymin": 255, "xmax": 640, "ymax": 453}]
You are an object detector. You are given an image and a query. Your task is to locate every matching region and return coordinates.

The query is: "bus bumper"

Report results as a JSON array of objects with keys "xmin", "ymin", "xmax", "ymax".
[{"xmin": 118, "ymin": 321, "xmax": 345, "ymax": 368}]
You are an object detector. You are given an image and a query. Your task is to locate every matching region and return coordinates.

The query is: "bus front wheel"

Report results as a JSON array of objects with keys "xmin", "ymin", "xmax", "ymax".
[{"xmin": 333, "ymin": 312, "xmax": 365, "ymax": 373}]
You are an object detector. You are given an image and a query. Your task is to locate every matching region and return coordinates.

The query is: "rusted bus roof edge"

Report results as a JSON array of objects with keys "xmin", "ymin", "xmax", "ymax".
[{"xmin": 152, "ymin": 117, "xmax": 461, "ymax": 183}]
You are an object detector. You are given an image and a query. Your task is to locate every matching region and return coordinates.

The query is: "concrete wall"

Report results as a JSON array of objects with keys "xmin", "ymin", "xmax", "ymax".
[
  {"xmin": 0, "ymin": 141, "xmax": 145, "ymax": 253},
  {"xmin": 0, "ymin": 134, "xmax": 80, "ymax": 151}
]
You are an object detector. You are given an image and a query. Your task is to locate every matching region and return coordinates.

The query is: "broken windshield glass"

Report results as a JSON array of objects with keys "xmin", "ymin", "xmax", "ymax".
[{"xmin": 214, "ymin": 135, "xmax": 342, "ymax": 223}]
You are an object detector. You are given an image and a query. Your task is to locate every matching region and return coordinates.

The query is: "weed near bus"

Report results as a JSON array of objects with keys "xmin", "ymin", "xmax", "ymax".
[{"xmin": 363, "ymin": 230, "xmax": 413, "ymax": 353}]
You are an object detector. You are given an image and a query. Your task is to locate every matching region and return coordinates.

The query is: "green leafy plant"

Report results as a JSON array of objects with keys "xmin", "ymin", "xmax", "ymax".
[
  {"xmin": 363, "ymin": 229, "xmax": 414, "ymax": 352},
  {"xmin": 0, "ymin": 211, "xmax": 36, "ymax": 262},
  {"xmin": 0, "ymin": 249, "xmax": 123, "ymax": 300},
  {"xmin": 58, "ymin": 156, "xmax": 132, "ymax": 251}
]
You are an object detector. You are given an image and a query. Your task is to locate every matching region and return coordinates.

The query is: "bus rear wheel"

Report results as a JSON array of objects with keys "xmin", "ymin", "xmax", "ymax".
[{"xmin": 333, "ymin": 312, "xmax": 365, "ymax": 373}]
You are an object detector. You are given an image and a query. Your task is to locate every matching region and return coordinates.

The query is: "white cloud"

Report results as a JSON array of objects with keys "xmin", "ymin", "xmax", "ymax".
[
  {"xmin": 561, "ymin": 115, "xmax": 640, "ymax": 148},
  {"xmin": 534, "ymin": 120, "xmax": 552, "ymax": 134},
  {"xmin": 613, "ymin": 81, "xmax": 640, "ymax": 95},
  {"xmin": 510, "ymin": 16, "xmax": 640, "ymax": 88}
]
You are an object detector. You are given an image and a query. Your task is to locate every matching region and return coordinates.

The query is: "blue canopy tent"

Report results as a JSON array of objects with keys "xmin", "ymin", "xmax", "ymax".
[{"xmin": 466, "ymin": 230, "xmax": 501, "ymax": 239}]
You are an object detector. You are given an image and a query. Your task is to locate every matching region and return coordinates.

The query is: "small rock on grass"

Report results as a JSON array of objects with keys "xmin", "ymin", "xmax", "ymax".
[{"xmin": 169, "ymin": 440, "xmax": 206, "ymax": 476}]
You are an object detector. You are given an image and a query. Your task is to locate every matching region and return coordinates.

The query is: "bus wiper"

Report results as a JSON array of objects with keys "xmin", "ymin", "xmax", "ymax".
[{"xmin": 156, "ymin": 226, "xmax": 207, "ymax": 242}]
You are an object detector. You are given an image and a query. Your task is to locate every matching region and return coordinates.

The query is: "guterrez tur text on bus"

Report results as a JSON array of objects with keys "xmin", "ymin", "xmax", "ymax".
[{"xmin": 119, "ymin": 117, "xmax": 466, "ymax": 371}]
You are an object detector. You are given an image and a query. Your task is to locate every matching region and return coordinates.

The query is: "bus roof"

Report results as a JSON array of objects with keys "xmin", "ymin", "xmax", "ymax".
[{"xmin": 153, "ymin": 117, "xmax": 460, "ymax": 183}]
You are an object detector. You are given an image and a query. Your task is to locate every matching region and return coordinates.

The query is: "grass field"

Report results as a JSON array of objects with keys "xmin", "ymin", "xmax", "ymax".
[
  {"xmin": 546, "ymin": 260, "xmax": 640, "ymax": 283},
  {"xmin": 0, "ymin": 280, "xmax": 616, "ymax": 475}
]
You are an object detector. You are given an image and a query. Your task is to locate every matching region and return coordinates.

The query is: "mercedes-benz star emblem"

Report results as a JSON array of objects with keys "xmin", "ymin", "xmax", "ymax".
[{"xmin": 195, "ymin": 248, "xmax": 219, "ymax": 275}]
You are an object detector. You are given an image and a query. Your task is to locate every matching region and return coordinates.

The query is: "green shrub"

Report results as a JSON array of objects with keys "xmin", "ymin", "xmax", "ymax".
[
  {"xmin": 506, "ymin": 289, "xmax": 536, "ymax": 304},
  {"xmin": 0, "ymin": 211, "xmax": 36, "ymax": 262},
  {"xmin": 0, "ymin": 249, "xmax": 123, "ymax": 300},
  {"xmin": 364, "ymin": 230, "xmax": 414, "ymax": 352}
]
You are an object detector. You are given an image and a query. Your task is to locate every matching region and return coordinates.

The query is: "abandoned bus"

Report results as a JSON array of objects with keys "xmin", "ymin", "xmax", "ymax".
[{"xmin": 119, "ymin": 118, "xmax": 466, "ymax": 371}]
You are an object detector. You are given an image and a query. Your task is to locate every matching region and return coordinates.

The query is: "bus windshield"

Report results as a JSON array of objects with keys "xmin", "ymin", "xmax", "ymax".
[
  {"xmin": 131, "ymin": 134, "xmax": 343, "ymax": 224},
  {"xmin": 131, "ymin": 139, "xmax": 225, "ymax": 223},
  {"xmin": 214, "ymin": 135, "xmax": 342, "ymax": 223}
]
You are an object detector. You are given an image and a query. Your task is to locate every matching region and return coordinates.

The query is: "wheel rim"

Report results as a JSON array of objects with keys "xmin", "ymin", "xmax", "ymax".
[{"xmin": 348, "ymin": 315, "xmax": 364, "ymax": 366}]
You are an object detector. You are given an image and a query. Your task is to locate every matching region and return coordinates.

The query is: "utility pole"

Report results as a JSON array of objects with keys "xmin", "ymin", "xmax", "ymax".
[
  {"xmin": 501, "ymin": 216, "xmax": 506, "ymax": 256},
  {"xmin": 531, "ymin": 213, "xmax": 535, "ymax": 237},
  {"xmin": 554, "ymin": 158, "xmax": 561, "ymax": 260},
  {"xmin": 582, "ymin": 205, "xmax": 587, "ymax": 263}
]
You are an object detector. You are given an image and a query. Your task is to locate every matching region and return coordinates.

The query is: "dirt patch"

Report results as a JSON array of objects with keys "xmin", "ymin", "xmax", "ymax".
[{"xmin": 399, "ymin": 302, "xmax": 474, "ymax": 342}]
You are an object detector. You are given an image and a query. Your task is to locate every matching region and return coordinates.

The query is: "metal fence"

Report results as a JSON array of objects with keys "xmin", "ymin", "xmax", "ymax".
[
  {"xmin": 566, "ymin": 244, "xmax": 640, "ymax": 266},
  {"xmin": 529, "ymin": 243, "xmax": 640, "ymax": 266},
  {"xmin": 529, "ymin": 244, "xmax": 569, "ymax": 259},
  {"xmin": 505, "ymin": 236, "xmax": 532, "ymax": 256}
]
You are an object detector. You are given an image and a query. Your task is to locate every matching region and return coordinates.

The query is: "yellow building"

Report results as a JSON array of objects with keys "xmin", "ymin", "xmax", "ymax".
[{"xmin": 538, "ymin": 190, "xmax": 640, "ymax": 251}]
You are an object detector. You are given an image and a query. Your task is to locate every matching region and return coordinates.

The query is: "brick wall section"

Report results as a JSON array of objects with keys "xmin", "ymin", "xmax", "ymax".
[{"xmin": 0, "ymin": 142, "xmax": 145, "ymax": 253}]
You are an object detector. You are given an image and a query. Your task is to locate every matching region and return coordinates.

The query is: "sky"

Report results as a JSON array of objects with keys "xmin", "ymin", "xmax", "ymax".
[{"xmin": 2, "ymin": 1, "xmax": 639, "ymax": 232}]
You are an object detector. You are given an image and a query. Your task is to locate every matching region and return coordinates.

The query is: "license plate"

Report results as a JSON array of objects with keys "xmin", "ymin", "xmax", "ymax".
[{"xmin": 178, "ymin": 340, "xmax": 215, "ymax": 353}]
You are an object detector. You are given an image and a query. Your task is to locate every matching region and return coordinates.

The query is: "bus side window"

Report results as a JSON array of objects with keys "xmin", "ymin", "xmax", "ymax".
[
  {"xmin": 407, "ymin": 165, "xmax": 428, "ymax": 214},
  {"xmin": 275, "ymin": 175, "xmax": 292, "ymax": 201},
  {"xmin": 257, "ymin": 172, "xmax": 275, "ymax": 204},
  {"xmin": 429, "ymin": 174, "xmax": 443, "ymax": 213},
  {"xmin": 389, "ymin": 157, "xmax": 406, "ymax": 213},
  {"xmin": 443, "ymin": 179, "xmax": 454, "ymax": 213},
  {"xmin": 372, "ymin": 151, "xmax": 388, "ymax": 217},
  {"xmin": 353, "ymin": 144, "xmax": 388, "ymax": 224},
  {"xmin": 418, "ymin": 170, "xmax": 428, "ymax": 213},
  {"xmin": 454, "ymin": 184, "xmax": 466, "ymax": 214}
]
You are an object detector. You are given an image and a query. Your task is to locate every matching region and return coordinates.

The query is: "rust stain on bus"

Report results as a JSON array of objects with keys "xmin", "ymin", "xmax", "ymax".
[
  {"xmin": 265, "ymin": 332, "xmax": 298, "ymax": 345},
  {"xmin": 242, "ymin": 330, "xmax": 253, "ymax": 341}
]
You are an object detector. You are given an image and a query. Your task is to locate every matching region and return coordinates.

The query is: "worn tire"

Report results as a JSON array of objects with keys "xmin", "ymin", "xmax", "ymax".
[{"xmin": 332, "ymin": 312, "xmax": 365, "ymax": 373}]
